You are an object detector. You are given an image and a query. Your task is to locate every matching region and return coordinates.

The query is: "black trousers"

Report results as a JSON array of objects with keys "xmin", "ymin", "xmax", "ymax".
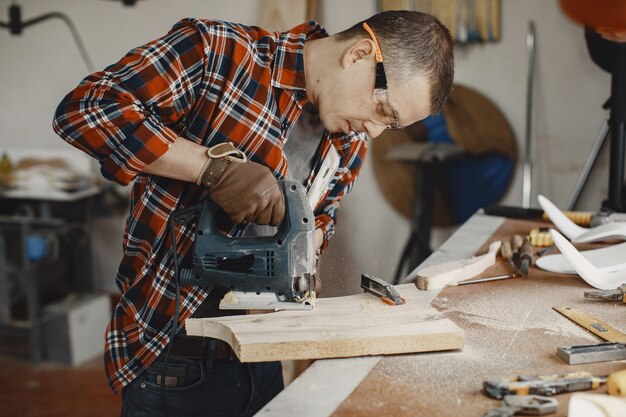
[{"xmin": 120, "ymin": 353, "xmax": 283, "ymax": 417}]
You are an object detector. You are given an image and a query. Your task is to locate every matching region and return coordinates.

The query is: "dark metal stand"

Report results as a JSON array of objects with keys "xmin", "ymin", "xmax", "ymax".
[
  {"xmin": 605, "ymin": 43, "xmax": 626, "ymax": 212},
  {"xmin": 392, "ymin": 143, "xmax": 464, "ymax": 285},
  {"xmin": 394, "ymin": 164, "xmax": 436, "ymax": 285},
  {"xmin": 567, "ymin": 111, "xmax": 610, "ymax": 210},
  {"xmin": 577, "ymin": 29, "xmax": 626, "ymax": 213}
]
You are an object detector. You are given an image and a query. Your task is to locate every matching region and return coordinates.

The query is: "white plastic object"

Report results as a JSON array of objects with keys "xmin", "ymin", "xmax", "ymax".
[
  {"xmin": 538, "ymin": 195, "xmax": 626, "ymax": 243},
  {"xmin": 568, "ymin": 393, "xmax": 626, "ymax": 417},
  {"xmin": 536, "ymin": 242, "xmax": 626, "ymax": 275},
  {"xmin": 550, "ymin": 230, "xmax": 626, "ymax": 290}
]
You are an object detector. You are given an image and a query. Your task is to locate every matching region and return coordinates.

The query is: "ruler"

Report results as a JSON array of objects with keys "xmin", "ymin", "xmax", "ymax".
[{"xmin": 554, "ymin": 306, "xmax": 626, "ymax": 344}]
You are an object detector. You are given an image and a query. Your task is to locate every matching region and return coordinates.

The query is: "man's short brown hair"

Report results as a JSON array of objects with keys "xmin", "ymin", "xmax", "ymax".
[{"xmin": 335, "ymin": 10, "xmax": 454, "ymax": 114}]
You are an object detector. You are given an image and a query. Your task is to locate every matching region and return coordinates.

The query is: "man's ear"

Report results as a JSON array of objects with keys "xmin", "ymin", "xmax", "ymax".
[{"xmin": 340, "ymin": 38, "xmax": 377, "ymax": 68}]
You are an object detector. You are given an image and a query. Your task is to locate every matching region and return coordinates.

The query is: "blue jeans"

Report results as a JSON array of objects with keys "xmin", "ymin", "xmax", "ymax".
[{"xmin": 121, "ymin": 354, "xmax": 283, "ymax": 417}]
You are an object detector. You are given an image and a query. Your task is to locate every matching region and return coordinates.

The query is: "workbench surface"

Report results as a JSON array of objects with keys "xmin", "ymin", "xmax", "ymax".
[{"xmin": 257, "ymin": 214, "xmax": 625, "ymax": 417}]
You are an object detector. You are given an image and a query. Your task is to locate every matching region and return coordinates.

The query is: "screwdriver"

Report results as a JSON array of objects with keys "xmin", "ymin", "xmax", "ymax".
[
  {"xmin": 518, "ymin": 238, "xmax": 534, "ymax": 276},
  {"xmin": 511, "ymin": 234, "xmax": 524, "ymax": 266},
  {"xmin": 500, "ymin": 240, "xmax": 518, "ymax": 276}
]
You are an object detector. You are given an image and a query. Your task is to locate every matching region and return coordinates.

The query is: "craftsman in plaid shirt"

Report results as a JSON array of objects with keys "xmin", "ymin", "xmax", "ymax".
[{"xmin": 54, "ymin": 10, "xmax": 452, "ymax": 417}]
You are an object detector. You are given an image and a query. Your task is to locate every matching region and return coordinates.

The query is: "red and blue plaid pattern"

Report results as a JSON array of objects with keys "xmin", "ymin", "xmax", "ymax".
[{"xmin": 53, "ymin": 18, "xmax": 367, "ymax": 392}]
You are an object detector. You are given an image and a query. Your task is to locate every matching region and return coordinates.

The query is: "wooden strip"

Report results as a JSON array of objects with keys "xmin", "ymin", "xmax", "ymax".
[
  {"xmin": 491, "ymin": 0, "xmax": 501, "ymax": 41},
  {"xmin": 185, "ymin": 284, "xmax": 464, "ymax": 363},
  {"xmin": 257, "ymin": 357, "xmax": 380, "ymax": 417},
  {"xmin": 554, "ymin": 306, "xmax": 626, "ymax": 343},
  {"xmin": 413, "ymin": 241, "xmax": 501, "ymax": 290}
]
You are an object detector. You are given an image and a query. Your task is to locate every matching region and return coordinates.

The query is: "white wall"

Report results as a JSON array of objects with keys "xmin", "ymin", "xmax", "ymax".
[{"xmin": 0, "ymin": 0, "xmax": 612, "ymax": 293}]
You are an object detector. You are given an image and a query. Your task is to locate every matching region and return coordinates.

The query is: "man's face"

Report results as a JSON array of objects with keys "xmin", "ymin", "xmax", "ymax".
[{"xmin": 315, "ymin": 39, "xmax": 432, "ymax": 139}]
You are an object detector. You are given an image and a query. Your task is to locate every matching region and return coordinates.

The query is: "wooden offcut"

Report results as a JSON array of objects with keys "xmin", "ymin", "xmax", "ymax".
[
  {"xmin": 185, "ymin": 284, "xmax": 464, "ymax": 363},
  {"xmin": 413, "ymin": 241, "xmax": 501, "ymax": 290}
]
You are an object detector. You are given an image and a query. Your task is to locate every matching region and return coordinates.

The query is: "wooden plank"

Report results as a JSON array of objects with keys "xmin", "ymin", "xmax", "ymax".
[
  {"xmin": 257, "ymin": 357, "xmax": 380, "ymax": 417},
  {"xmin": 185, "ymin": 284, "xmax": 464, "ymax": 363}
]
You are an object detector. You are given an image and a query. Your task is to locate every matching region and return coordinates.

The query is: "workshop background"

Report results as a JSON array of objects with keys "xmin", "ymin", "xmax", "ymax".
[
  {"xmin": 0, "ymin": 0, "xmax": 613, "ymax": 415},
  {"xmin": 0, "ymin": 0, "xmax": 610, "ymax": 295}
]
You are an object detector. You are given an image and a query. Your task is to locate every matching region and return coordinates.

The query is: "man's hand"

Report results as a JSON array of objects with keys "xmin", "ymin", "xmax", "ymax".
[{"xmin": 207, "ymin": 144, "xmax": 285, "ymax": 226}]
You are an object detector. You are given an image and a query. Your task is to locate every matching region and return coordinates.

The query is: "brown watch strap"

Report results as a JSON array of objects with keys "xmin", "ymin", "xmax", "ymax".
[{"xmin": 200, "ymin": 157, "xmax": 231, "ymax": 189}]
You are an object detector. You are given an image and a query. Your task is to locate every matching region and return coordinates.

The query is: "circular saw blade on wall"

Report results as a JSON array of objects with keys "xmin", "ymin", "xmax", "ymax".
[{"xmin": 372, "ymin": 84, "xmax": 516, "ymax": 226}]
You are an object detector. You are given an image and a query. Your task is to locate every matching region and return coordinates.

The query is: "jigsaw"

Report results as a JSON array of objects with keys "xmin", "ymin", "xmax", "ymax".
[{"xmin": 180, "ymin": 180, "xmax": 317, "ymax": 311}]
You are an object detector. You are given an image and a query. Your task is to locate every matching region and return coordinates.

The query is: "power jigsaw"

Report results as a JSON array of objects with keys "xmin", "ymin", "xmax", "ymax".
[{"xmin": 180, "ymin": 180, "xmax": 317, "ymax": 311}]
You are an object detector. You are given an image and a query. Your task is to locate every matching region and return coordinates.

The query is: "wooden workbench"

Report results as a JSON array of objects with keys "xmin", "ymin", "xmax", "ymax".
[{"xmin": 256, "ymin": 213, "xmax": 625, "ymax": 417}]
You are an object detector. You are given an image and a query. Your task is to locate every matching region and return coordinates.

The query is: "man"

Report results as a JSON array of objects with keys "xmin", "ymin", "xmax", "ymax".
[{"xmin": 53, "ymin": 10, "xmax": 453, "ymax": 416}]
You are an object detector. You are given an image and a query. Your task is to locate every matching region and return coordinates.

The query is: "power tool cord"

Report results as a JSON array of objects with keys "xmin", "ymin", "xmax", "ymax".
[{"xmin": 161, "ymin": 204, "xmax": 200, "ymax": 417}]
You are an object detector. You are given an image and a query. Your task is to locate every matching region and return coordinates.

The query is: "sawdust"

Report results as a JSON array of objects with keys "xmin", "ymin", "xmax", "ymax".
[
  {"xmin": 432, "ymin": 282, "xmax": 591, "ymax": 339},
  {"xmin": 220, "ymin": 291, "xmax": 239, "ymax": 306},
  {"xmin": 364, "ymin": 280, "xmax": 626, "ymax": 404}
]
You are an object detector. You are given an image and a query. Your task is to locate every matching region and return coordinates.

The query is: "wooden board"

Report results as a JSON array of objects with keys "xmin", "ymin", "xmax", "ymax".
[{"xmin": 185, "ymin": 284, "xmax": 464, "ymax": 363}]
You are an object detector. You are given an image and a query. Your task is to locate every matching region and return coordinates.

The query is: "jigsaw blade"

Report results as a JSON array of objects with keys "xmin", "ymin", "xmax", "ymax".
[{"xmin": 219, "ymin": 291, "xmax": 314, "ymax": 311}]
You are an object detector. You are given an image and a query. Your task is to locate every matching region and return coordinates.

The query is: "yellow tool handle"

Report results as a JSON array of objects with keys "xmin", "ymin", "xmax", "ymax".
[
  {"xmin": 529, "ymin": 227, "xmax": 553, "ymax": 247},
  {"xmin": 542, "ymin": 210, "xmax": 593, "ymax": 226},
  {"xmin": 608, "ymin": 369, "xmax": 626, "ymax": 397}
]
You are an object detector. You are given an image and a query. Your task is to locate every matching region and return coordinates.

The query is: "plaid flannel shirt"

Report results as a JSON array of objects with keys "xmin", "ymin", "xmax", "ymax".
[{"xmin": 53, "ymin": 18, "xmax": 367, "ymax": 393}]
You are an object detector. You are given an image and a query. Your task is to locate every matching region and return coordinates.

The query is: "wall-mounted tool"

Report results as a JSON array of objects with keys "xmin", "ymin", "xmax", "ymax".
[
  {"xmin": 361, "ymin": 274, "xmax": 405, "ymax": 306},
  {"xmin": 585, "ymin": 283, "xmax": 626, "ymax": 303},
  {"xmin": 481, "ymin": 395, "xmax": 558, "ymax": 417},
  {"xmin": 483, "ymin": 371, "xmax": 607, "ymax": 399},
  {"xmin": 0, "ymin": 2, "xmax": 93, "ymax": 72},
  {"xmin": 180, "ymin": 181, "xmax": 317, "ymax": 311}
]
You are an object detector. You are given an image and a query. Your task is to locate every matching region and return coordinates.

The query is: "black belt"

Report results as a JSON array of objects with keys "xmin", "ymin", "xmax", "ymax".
[{"xmin": 171, "ymin": 334, "xmax": 237, "ymax": 361}]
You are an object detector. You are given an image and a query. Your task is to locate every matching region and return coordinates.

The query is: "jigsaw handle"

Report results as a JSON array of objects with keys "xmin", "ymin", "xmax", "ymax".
[
  {"xmin": 197, "ymin": 180, "xmax": 309, "ymax": 246},
  {"xmin": 182, "ymin": 180, "xmax": 315, "ymax": 300}
]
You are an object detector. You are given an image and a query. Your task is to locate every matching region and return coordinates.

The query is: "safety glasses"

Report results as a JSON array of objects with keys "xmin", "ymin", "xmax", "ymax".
[{"xmin": 363, "ymin": 22, "xmax": 402, "ymax": 130}]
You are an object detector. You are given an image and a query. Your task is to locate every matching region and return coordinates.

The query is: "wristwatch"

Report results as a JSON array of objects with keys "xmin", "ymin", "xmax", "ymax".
[
  {"xmin": 198, "ymin": 155, "xmax": 231, "ymax": 189},
  {"xmin": 197, "ymin": 143, "xmax": 247, "ymax": 189}
]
